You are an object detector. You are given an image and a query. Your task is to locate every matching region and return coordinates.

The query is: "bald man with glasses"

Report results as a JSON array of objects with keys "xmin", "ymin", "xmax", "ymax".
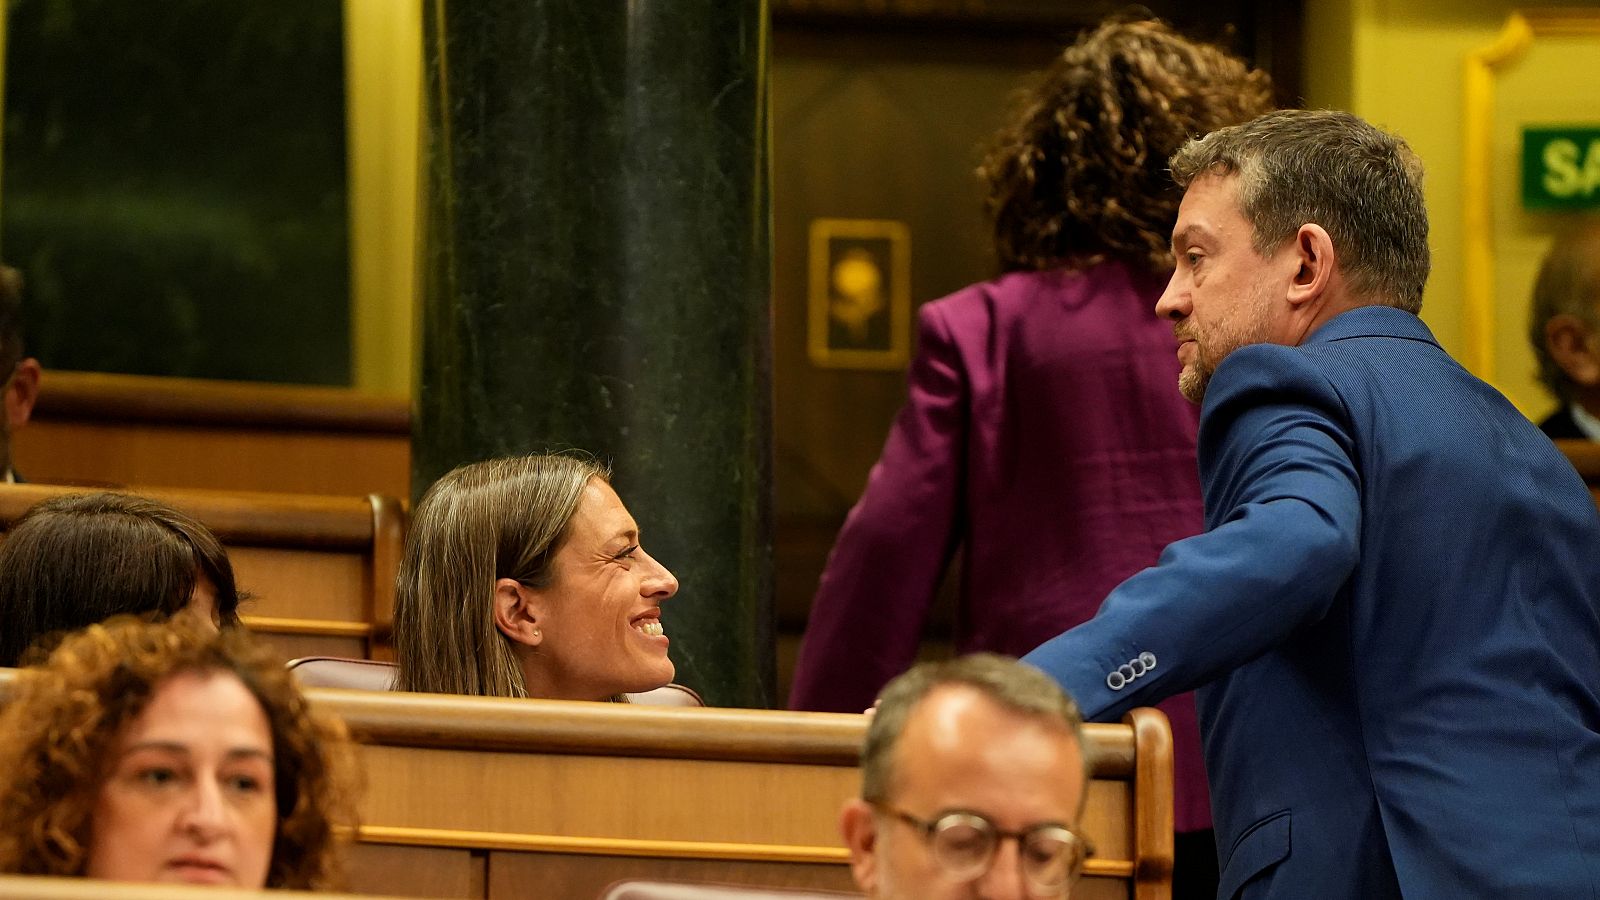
[{"xmin": 839, "ymin": 655, "xmax": 1091, "ymax": 900}]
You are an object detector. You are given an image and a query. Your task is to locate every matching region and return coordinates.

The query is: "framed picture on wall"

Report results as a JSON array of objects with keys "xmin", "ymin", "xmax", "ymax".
[{"xmin": 807, "ymin": 218, "xmax": 912, "ymax": 370}]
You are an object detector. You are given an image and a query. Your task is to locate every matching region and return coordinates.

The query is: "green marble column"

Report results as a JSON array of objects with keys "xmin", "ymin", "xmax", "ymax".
[{"xmin": 415, "ymin": 1, "xmax": 774, "ymax": 707}]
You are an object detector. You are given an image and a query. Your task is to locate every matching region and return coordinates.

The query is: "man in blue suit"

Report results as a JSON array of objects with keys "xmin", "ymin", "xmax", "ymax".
[{"xmin": 1024, "ymin": 109, "xmax": 1600, "ymax": 898}]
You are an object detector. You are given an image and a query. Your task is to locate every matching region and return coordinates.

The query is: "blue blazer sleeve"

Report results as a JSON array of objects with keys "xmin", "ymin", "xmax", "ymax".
[{"xmin": 1023, "ymin": 344, "xmax": 1363, "ymax": 721}]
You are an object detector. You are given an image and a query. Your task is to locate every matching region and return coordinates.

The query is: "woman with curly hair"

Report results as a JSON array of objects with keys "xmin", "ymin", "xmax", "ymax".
[
  {"xmin": 788, "ymin": 18, "xmax": 1273, "ymax": 897},
  {"xmin": 0, "ymin": 617, "xmax": 355, "ymax": 889}
]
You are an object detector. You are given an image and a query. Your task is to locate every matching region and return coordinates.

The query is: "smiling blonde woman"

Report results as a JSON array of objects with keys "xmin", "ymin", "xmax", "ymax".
[{"xmin": 394, "ymin": 452, "xmax": 680, "ymax": 702}]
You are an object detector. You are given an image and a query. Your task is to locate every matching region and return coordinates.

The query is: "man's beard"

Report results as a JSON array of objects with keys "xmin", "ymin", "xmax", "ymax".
[
  {"xmin": 1175, "ymin": 288, "xmax": 1277, "ymax": 404},
  {"xmin": 1178, "ymin": 359, "xmax": 1208, "ymax": 404}
]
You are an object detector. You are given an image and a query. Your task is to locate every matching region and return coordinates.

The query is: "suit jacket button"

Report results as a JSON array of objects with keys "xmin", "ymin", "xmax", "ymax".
[
  {"xmin": 1139, "ymin": 651, "xmax": 1157, "ymax": 670},
  {"xmin": 1106, "ymin": 671, "xmax": 1127, "ymax": 690}
]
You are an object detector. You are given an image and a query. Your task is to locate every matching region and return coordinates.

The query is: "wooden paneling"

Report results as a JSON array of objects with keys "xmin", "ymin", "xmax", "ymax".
[
  {"xmin": 233, "ymin": 548, "xmax": 368, "ymax": 621},
  {"xmin": 345, "ymin": 845, "xmax": 483, "ymax": 900},
  {"xmin": 12, "ymin": 371, "xmax": 409, "ymax": 499}
]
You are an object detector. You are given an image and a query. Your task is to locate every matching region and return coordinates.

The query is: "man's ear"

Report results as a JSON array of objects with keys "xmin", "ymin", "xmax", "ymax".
[
  {"xmin": 492, "ymin": 577, "xmax": 543, "ymax": 647},
  {"xmin": 6, "ymin": 358, "xmax": 40, "ymax": 431},
  {"xmin": 839, "ymin": 799, "xmax": 882, "ymax": 895},
  {"xmin": 1285, "ymin": 223, "xmax": 1337, "ymax": 309},
  {"xmin": 1545, "ymin": 314, "xmax": 1600, "ymax": 387}
]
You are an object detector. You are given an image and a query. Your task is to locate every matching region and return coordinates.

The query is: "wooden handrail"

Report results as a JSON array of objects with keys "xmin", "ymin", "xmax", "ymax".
[
  {"xmin": 1127, "ymin": 706, "xmax": 1176, "ymax": 900},
  {"xmin": 309, "ymin": 687, "xmax": 1138, "ymax": 775},
  {"xmin": 30, "ymin": 371, "xmax": 409, "ymax": 435},
  {"xmin": 0, "ymin": 483, "xmax": 379, "ymax": 550},
  {"xmin": 0, "ymin": 875, "xmax": 402, "ymax": 899},
  {"xmin": 0, "ymin": 670, "xmax": 1136, "ymax": 776}
]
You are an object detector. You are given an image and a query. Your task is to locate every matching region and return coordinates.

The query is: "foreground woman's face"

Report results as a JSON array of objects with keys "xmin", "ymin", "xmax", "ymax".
[
  {"xmin": 86, "ymin": 670, "xmax": 276, "ymax": 887},
  {"xmin": 531, "ymin": 479, "xmax": 680, "ymax": 700}
]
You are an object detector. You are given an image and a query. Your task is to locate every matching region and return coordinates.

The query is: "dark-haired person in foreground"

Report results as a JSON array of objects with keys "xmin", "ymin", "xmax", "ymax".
[
  {"xmin": 1025, "ymin": 109, "xmax": 1600, "ymax": 897},
  {"xmin": 791, "ymin": 21, "xmax": 1274, "ymax": 893},
  {"xmin": 0, "ymin": 491, "xmax": 242, "ymax": 666},
  {"xmin": 0, "ymin": 265, "xmax": 42, "ymax": 481},
  {"xmin": 0, "ymin": 617, "xmax": 355, "ymax": 888},
  {"xmin": 840, "ymin": 654, "xmax": 1089, "ymax": 900}
]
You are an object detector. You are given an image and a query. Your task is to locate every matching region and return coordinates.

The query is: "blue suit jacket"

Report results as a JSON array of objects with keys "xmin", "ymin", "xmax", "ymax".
[{"xmin": 1025, "ymin": 307, "xmax": 1600, "ymax": 899}]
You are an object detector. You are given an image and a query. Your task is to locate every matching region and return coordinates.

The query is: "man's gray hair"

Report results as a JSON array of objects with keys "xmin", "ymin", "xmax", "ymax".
[
  {"xmin": 860, "ymin": 653, "xmax": 1086, "ymax": 805},
  {"xmin": 1170, "ymin": 109, "xmax": 1431, "ymax": 312},
  {"xmin": 1528, "ymin": 220, "xmax": 1600, "ymax": 402}
]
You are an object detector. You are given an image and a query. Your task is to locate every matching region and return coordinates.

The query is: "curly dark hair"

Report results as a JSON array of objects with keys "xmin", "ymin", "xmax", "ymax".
[
  {"xmin": 979, "ymin": 18, "xmax": 1274, "ymax": 273},
  {"xmin": 0, "ymin": 617, "xmax": 357, "ymax": 889}
]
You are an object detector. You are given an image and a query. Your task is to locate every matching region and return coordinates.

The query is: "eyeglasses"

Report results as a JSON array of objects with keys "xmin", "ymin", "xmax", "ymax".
[{"xmin": 874, "ymin": 804, "xmax": 1092, "ymax": 896}]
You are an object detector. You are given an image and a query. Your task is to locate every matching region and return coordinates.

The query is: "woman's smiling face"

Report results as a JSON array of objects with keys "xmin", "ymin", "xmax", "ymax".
[{"xmin": 522, "ymin": 478, "xmax": 679, "ymax": 701}]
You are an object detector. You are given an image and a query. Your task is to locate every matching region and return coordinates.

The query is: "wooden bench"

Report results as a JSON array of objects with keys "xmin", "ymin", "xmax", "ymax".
[
  {"xmin": 12, "ymin": 371, "xmax": 410, "ymax": 498},
  {"xmin": 0, "ymin": 483, "xmax": 404, "ymax": 661},
  {"xmin": 0, "ymin": 669, "xmax": 1173, "ymax": 899},
  {"xmin": 0, "ymin": 875, "xmax": 403, "ymax": 900},
  {"xmin": 316, "ymin": 690, "xmax": 1173, "ymax": 900}
]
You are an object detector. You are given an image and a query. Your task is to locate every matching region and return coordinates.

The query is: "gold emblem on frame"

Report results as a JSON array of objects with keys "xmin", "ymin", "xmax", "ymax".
[{"xmin": 807, "ymin": 218, "xmax": 912, "ymax": 370}]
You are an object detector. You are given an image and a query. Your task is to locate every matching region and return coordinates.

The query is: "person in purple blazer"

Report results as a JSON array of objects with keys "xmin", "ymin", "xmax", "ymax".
[{"xmin": 787, "ymin": 18, "xmax": 1272, "ymax": 897}]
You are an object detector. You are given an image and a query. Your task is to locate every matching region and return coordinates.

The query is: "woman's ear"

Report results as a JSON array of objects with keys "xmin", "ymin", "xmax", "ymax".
[{"xmin": 493, "ymin": 578, "xmax": 543, "ymax": 647}]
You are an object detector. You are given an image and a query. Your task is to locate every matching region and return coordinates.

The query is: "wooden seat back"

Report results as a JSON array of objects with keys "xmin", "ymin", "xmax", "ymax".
[
  {"xmin": 12, "ymin": 371, "xmax": 410, "ymax": 498},
  {"xmin": 0, "ymin": 874, "xmax": 405, "ymax": 900},
  {"xmin": 313, "ymin": 689, "xmax": 1173, "ymax": 900},
  {"xmin": 0, "ymin": 483, "xmax": 404, "ymax": 661}
]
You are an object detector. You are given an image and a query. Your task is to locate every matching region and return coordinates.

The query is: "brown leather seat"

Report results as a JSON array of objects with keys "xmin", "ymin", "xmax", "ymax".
[
  {"xmin": 599, "ymin": 881, "xmax": 859, "ymax": 900},
  {"xmin": 286, "ymin": 656, "xmax": 704, "ymax": 706},
  {"xmin": 287, "ymin": 656, "xmax": 399, "ymax": 691}
]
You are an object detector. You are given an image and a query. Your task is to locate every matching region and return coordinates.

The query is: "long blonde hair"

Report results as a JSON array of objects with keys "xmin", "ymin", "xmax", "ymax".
[{"xmin": 394, "ymin": 452, "xmax": 611, "ymax": 697}]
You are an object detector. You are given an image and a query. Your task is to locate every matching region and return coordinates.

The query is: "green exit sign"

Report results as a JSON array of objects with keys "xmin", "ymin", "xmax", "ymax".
[{"xmin": 1524, "ymin": 127, "xmax": 1600, "ymax": 210}]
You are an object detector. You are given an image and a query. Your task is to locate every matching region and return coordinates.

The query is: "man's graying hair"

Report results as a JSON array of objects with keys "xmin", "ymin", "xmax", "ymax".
[
  {"xmin": 860, "ymin": 654, "xmax": 1087, "ymax": 806},
  {"xmin": 1528, "ymin": 220, "xmax": 1600, "ymax": 402},
  {"xmin": 1170, "ymin": 109, "xmax": 1431, "ymax": 312}
]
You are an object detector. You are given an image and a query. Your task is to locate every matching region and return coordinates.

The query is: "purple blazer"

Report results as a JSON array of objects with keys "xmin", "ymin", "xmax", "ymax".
[{"xmin": 789, "ymin": 261, "xmax": 1211, "ymax": 832}]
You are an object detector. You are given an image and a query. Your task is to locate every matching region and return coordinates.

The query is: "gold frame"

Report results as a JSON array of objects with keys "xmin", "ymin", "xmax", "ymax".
[
  {"xmin": 1462, "ymin": 8, "xmax": 1600, "ymax": 382},
  {"xmin": 807, "ymin": 218, "xmax": 912, "ymax": 370}
]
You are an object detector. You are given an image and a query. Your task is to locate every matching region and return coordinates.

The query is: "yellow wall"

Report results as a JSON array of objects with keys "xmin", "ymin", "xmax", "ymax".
[
  {"xmin": 1302, "ymin": 0, "xmax": 1600, "ymax": 418},
  {"xmin": 345, "ymin": 0, "xmax": 423, "ymax": 397}
]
